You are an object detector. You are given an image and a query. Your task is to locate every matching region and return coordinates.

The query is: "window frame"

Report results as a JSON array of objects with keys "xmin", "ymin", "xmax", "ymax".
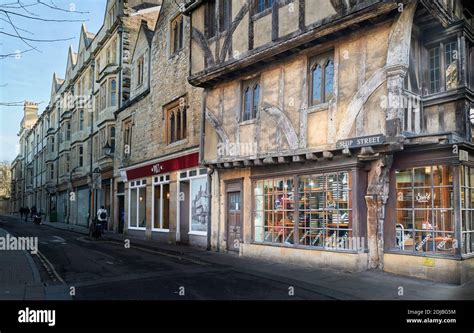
[
  {"xmin": 255, "ymin": 0, "xmax": 274, "ymax": 14},
  {"xmin": 309, "ymin": 51, "xmax": 335, "ymax": 107},
  {"xmin": 137, "ymin": 56, "xmax": 145, "ymax": 87},
  {"xmin": 78, "ymin": 145, "xmax": 84, "ymax": 167},
  {"xmin": 79, "ymin": 110, "xmax": 84, "ymax": 131},
  {"xmin": 205, "ymin": 0, "xmax": 217, "ymax": 39},
  {"xmin": 109, "ymin": 78, "xmax": 117, "ymax": 107},
  {"xmin": 49, "ymin": 163, "xmax": 54, "ymax": 181},
  {"xmin": 152, "ymin": 174, "xmax": 171, "ymax": 232},
  {"xmin": 426, "ymin": 38, "xmax": 459, "ymax": 95},
  {"xmin": 178, "ymin": 169, "xmax": 210, "ymax": 236},
  {"xmin": 219, "ymin": 0, "xmax": 232, "ymax": 33},
  {"xmin": 99, "ymin": 82, "xmax": 107, "ymax": 111},
  {"xmin": 165, "ymin": 97, "xmax": 188, "ymax": 144},
  {"xmin": 109, "ymin": 125, "xmax": 116, "ymax": 154},
  {"xmin": 241, "ymin": 78, "xmax": 261, "ymax": 123},
  {"xmin": 460, "ymin": 165, "xmax": 474, "ymax": 256},
  {"xmin": 170, "ymin": 14, "xmax": 184, "ymax": 55},
  {"xmin": 393, "ymin": 165, "xmax": 458, "ymax": 257},
  {"xmin": 251, "ymin": 170, "xmax": 357, "ymax": 251},
  {"xmin": 128, "ymin": 179, "xmax": 147, "ymax": 230}
]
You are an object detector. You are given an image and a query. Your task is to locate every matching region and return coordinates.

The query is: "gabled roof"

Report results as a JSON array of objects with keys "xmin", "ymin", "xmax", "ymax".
[
  {"xmin": 131, "ymin": 20, "xmax": 155, "ymax": 61},
  {"xmin": 50, "ymin": 72, "xmax": 63, "ymax": 106},
  {"xmin": 132, "ymin": 1, "xmax": 162, "ymax": 12},
  {"xmin": 66, "ymin": 45, "xmax": 77, "ymax": 70},
  {"xmin": 78, "ymin": 23, "xmax": 95, "ymax": 52},
  {"xmin": 50, "ymin": 72, "xmax": 64, "ymax": 98}
]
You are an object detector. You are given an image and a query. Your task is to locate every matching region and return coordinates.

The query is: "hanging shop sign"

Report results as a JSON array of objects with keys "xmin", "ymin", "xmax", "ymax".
[{"xmin": 336, "ymin": 134, "xmax": 386, "ymax": 149}]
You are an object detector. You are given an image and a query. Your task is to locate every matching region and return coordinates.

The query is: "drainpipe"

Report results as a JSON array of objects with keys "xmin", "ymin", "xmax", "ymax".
[
  {"xmin": 68, "ymin": 166, "xmax": 80, "ymax": 224},
  {"xmin": 118, "ymin": 24, "xmax": 124, "ymax": 109},
  {"xmin": 199, "ymin": 88, "xmax": 212, "ymax": 251},
  {"xmin": 207, "ymin": 166, "xmax": 214, "ymax": 251},
  {"xmin": 88, "ymin": 59, "xmax": 96, "ymax": 227}
]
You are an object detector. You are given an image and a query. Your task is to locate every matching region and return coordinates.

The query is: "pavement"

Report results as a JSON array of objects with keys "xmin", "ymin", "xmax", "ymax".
[
  {"xmin": 102, "ymin": 233, "xmax": 474, "ymax": 300},
  {"xmin": 1, "ymin": 213, "xmax": 474, "ymax": 300},
  {"xmin": 0, "ymin": 227, "xmax": 44, "ymax": 300}
]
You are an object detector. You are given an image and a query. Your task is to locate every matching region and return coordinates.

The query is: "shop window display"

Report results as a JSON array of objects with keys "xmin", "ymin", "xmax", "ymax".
[
  {"xmin": 461, "ymin": 166, "xmax": 474, "ymax": 255},
  {"xmin": 299, "ymin": 172, "xmax": 352, "ymax": 249},
  {"xmin": 129, "ymin": 179, "xmax": 147, "ymax": 229},
  {"xmin": 253, "ymin": 172, "xmax": 353, "ymax": 250},
  {"xmin": 395, "ymin": 166, "xmax": 456, "ymax": 255}
]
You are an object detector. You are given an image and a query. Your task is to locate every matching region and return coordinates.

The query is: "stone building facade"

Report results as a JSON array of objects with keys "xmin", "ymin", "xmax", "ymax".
[
  {"xmin": 10, "ymin": 102, "xmax": 39, "ymax": 214},
  {"xmin": 115, "ymin": 0, "xmax": 207, "ymax": 246},
  {"xmin": 185, "ymin": 0, "xmax": 474, "ymax": 284},
  {"xmin": 10, "ymin": 0, "xmax": 474, "ymax": 284},
  {"xmin": 11, "ymin": 1, "xmax": 161, "ymax": 227}
]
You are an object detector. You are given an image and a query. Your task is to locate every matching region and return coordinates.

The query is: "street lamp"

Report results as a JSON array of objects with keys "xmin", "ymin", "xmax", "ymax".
[
  {"xmin": 90, "ymin": 167, "xmax": 101, "ymax": 226},
  {"xmin": 103, "ymin": 141, "xmax": 113, "ymax": 157}
]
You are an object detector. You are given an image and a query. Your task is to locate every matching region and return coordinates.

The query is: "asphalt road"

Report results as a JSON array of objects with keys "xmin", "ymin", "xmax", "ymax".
[{"xmin": 0, "ymin": 215, "xmax": 333, "ymax": 300}]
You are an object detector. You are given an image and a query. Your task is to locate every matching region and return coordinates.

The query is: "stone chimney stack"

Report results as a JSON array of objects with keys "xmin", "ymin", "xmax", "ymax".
[{"xmin": 22, "ymin": 101, "xmax": 38, "ymax": 130}]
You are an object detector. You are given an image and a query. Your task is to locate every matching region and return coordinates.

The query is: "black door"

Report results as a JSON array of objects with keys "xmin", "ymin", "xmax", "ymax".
[{"xmin": 118, "ymin": 196, "xmax": 125, "ymax": 234}]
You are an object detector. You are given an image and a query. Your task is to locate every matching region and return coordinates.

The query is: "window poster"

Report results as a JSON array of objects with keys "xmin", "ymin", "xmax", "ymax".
[{"xmin": 190, "ymin": 177, "xmax": 209, "ymax": 233}]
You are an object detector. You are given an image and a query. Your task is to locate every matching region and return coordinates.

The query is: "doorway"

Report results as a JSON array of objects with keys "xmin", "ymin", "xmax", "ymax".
[
  {"xmin": 118, "ymin": 195, "xmax": 125, "ymax": 234},
  {"xmin": 226, "ymin": 181, "xmax": 243, "ymax": 252}
]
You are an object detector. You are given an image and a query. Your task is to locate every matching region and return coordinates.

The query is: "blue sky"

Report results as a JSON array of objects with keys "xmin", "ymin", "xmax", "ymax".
[{"xmin": 0, "ymin": 0, "xmax": 107, "ymax": 163}]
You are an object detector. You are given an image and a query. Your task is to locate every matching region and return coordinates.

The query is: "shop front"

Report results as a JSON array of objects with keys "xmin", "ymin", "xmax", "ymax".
[
  {"xmin": 210, "ymin": 144, "xmax": 474, "ymax": 283},
  {"xmin": 121, "ymin": 150, "xmax": 209, "ymax": 247},
  {"xmin": 211, "ymin": 156, "xmax": 370, "ymax": 272},
  {"xmin": 76, "ymin": 185, "xmax": 90, "ymax": 226},
  {"xmin": 56, "ymin": 190, "xmax": 68, "ymax": 223},
  {"xmin": 96, "ymin": 170, "xmax": 114, "ymax": 230},
  {"xmin": 383, "ymin": 146, "xmax": 474, "ymax": 284}
]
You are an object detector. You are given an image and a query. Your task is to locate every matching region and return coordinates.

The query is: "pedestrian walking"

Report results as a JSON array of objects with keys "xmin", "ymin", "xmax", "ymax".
[
  {"xmin": 97, "ymin": 206, "xmax": 108, "ymax": 232},
  {"xmin": 24, "ymin": 207, "xmax": 30, "ymax": 222},
  {"xmin": 30, "ymin": 206, "xmax": 37, "ymax": 221}
]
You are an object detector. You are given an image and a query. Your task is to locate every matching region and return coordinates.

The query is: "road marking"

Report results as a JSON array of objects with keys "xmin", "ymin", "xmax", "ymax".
[
  {"xmin": 77, "ymin": 236, "xmax": 209, "ymax": 266},
  {"xmin": 35, "ymin": 250, "xmax": 66, "ymax": 284},
  {"xmin": 51, "ymin": 236, "xmax": 66, "ymax": 243}
]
